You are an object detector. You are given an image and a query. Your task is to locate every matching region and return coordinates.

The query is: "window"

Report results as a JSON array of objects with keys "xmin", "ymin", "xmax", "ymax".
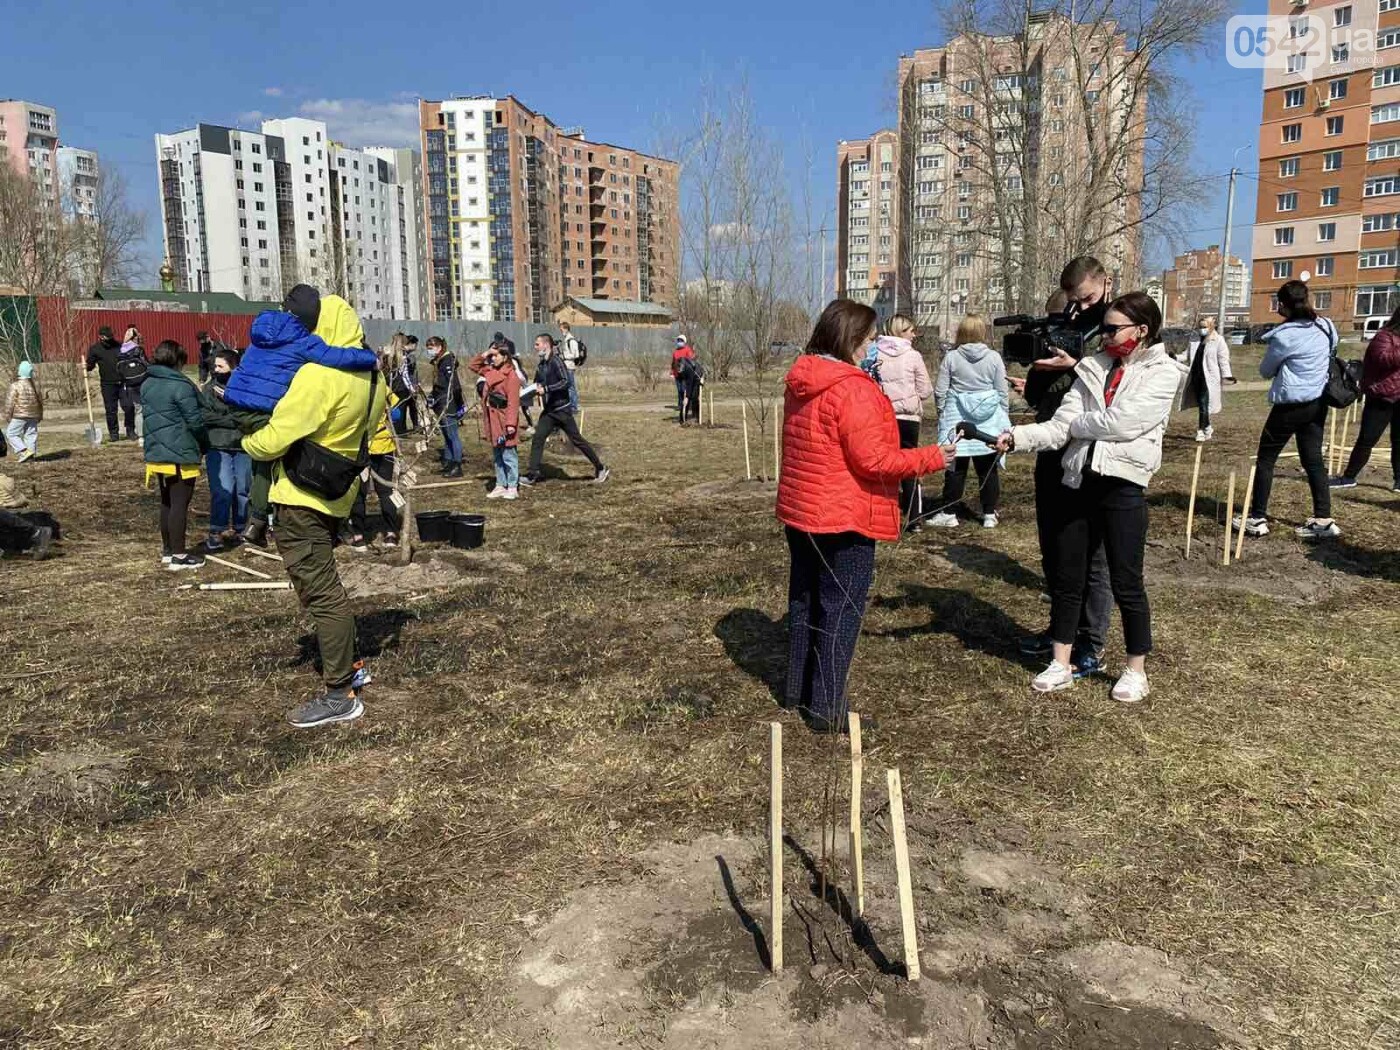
[
  {"xmin": 1377, "ymin": 65, "xmax": 1400, "ymax": 88},
  {"xmin": 1357, "ymin": 285, "xmax": 1398, "ymax": 315},
  {"xmin": 1321, "ymin": 187, "xmax": 1340, "ymax": 206},
  {"xmin": 1282, "ymin": 124, "xmax": 1302, "ymax": 143},
  {"xmin": 1312, "ymin": 290, "xmax": 1333, "ymax": 309},
  {"xmin": 1363, "ymin": 211, "xmax": 1399, "ymax": 232},
  {"xmin": 1324, "ymin": 150, "xmax": 1343, "ymax": 171},
  {"xmin": 1316, "ymin": 256, "xmax": 1335, "ymax": 276},
  {"xmin": 1272, "ymin": 260, "xmax": 1293, "ymax": 279},
  {"xmin": 1381, "ymin": 28, "xmax": 1400, "ymax": 49},
  {"xmin": 1285, "ymin": 87, "xmax": 1305, "ymax": 108},
  {"xmin": 957, "ymin": 205, "xmax": 972, "ymax": 220},
  {"xmin": 1360, "ymin": 248, "xmax": 1398, "ymax": 268},
  {"xmin": 1373, "ymin": 102, "xmax": 1400, "ymax": 124},
  {"xmin": 256, "ymin": 220, "xmax": 266, "ymax": 231},
  {"xmin": 956, "ymin": 252, "xmax": 972, "ymax": 266},
  {"xmin": 959, "ymin": 79, "xmax": 975, "ymax": 93},
  {"xmin": 1279, "ymin": 157, "xmax": 1300, "ymax": 177},
  {"xmin": 1365, "ymin": 175, "xmax": 1400, "ymax": 196},
  {"xmin": 1278, "ymin": 192, "xmax": 1298, "ymax": 212},
  {"xmin": 1275, "ymin": 226, "xmax": 1295, "ymax": 245},
  {"xmin": 1287, "ymin": 54, "xmax": 1307, "ymax": 73},
  {"xmin": 255, "ymin": 201, "xmax": 264, "ymax": 212},
  {"xmin": 1383, "ymin": 0, "xmax": 1400, "ymax": 11},
  {"xmin": 1318, "ymin": 221, "xmax": 1337, "ymax": 241},
  {"xmin": 1326, "ymin": 116, "xmax": 1344, "ymax": 135},
  {"xmin": 1331, "ymin": 79, "xmax": 1348, "ymax": 101},
  {"xmin": 959, "ymin": 105, "xmax": 974, "ymax": 119},
  {"xmin": 1335, "ymin": 5, "xmax": 1352, "ymax": 26},
  {"xmin": 1332, "ymin": 45, "xmax": 1349, "ymax": 63}
]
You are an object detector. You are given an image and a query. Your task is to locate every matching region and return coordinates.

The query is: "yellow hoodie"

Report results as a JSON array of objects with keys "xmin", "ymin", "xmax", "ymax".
[{"xmin": 242, "ymin": 297, "xmax": 386, "ymax": 518}]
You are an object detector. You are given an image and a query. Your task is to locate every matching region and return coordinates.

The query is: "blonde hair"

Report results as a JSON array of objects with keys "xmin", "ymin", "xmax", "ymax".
[
  {"xmin": 955, "ymin": 314, "xmax": 988, "ymax": 346},
  {"xmin": 381, "ymin": 332, "xmax": 409, "ymax": 374},
  {"xmin": 884, "ymin": 313, "xmax": 916, "ymax": 339}
]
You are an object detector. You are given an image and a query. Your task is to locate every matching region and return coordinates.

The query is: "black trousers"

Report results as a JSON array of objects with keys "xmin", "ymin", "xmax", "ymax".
[
  {"xmin": 158, "ymin": 475, "xmax": 196, "ymax": 555},
  {"xmin": 1049, "ymin": 472, "xmax": 1152, "ymax": 657},
  {"xmin": 527, "ymin": 409, "xmax": 604, "ymax": 477},
  {"xmin": 1343, "ymin": 394, "xmax": 1400, "ymax": 485},
  {"xmin": 1190, "ymin": 356, "xmax": 1210, "ymax": 430},
  {"xmin": 896, "ymin": 419, "xmax": 923, "ymax": 522},
  {"xmin": 784, "ymin": 527, "xmax": 876, "ymax": 724},
  {"xmin": 1035, "ymin": 451, "xmax": 1110, "ymax": 652},
  {"xmin": 101, "ymin": 382, "xmax": 138, "ymax": 437},
  {"xmin": 1250, "ymin": 397, "xmax": 1330, "ymax": 520},
  {"xmin": 940, "ymin": 453, "xmax": 1001, "ymax": 514},
  {"xmin": 350, "ymin": 453, "xmax": 402, "ymax": 535}
]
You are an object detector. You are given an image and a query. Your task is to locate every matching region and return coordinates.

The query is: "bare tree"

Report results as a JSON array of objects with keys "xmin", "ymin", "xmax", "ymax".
[
  {"xmin": 67, "ymin": 167, "xmax": 146, "ymax": 294},
  {"xmin": 0, "ymin": 165, "xmax": 73, "ymax": 297}
]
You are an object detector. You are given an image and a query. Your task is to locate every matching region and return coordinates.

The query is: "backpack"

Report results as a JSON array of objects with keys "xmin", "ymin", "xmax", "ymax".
[
  {"xmin": 572, "ymin": 337, "xmax": 588, "ymax": 367},
  {"xmin": 117, "ymin": 352, "xmax": 148, "ymax": 384},
  {"xmin": 1315, "ymin": 319, "xmax": 1362, "ymax": 409}
]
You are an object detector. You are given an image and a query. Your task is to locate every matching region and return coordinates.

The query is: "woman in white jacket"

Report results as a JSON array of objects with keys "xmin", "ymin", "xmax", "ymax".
[
  {"xmin": 1178, "ymin": 315, "xmax": 1234, "ymax": 442},
  {"xmin": 996, "ymin": 292, "xmax": 1186, "ymax": 703}
]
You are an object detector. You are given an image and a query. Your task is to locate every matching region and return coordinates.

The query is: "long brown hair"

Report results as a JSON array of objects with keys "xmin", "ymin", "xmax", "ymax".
[
  {"xmin": 806, "ymin": 299, "xmax": 877, "ymax": 365},
  {"xmin": 1106, "ymin": 291, "xmax": 1162, "ymax": 346}
]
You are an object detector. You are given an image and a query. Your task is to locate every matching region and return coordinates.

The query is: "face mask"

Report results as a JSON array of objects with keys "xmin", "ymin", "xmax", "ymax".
[
  {"xmin": 1198, "ymin": 327, "xmax": 1208, "ymax": 336},
  {"xmin": 214, "ymin": 372, "xmax": 231, "ymax": 383},
  {"xmin": 859, "ymin": 342, "xmax": 882, "ymax": 379},
  {"xmin": 1106, "ymin": 335, "xmax": 1140, "ymax": 360}
]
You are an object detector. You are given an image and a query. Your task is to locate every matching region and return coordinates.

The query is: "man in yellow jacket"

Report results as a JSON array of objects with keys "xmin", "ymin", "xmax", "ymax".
[{"xmin": 243, "ymin": 295, "xmax": 387, "ymax": 728}]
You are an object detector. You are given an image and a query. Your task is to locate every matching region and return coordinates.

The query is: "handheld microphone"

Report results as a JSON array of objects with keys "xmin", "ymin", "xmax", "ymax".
[{"xmin": 955, "ymin": 421, "xmax": 1002, "ymax": 445}]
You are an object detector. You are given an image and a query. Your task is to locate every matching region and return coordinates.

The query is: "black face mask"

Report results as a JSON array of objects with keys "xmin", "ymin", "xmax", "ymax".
[{"xmin": 214, "ymin": 372, "xmax": 231, "ymax": 384}]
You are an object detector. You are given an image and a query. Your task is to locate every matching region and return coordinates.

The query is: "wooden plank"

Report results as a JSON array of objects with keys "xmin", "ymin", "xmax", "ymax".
[
  {"xmin": 1222, "ymin": 470, "xmax": 1236, "ymax": 567},
  {"xmin": 411, "ymin": 479, "xmax": 477, "ymax": 491},
  {"xmin": 241, "ymin": 545, "xmax": 284, "ymax": 563},
  {"xmin": 772, "ymin": 401, "xmax": 781, "ymax": 482},
  {"xmin": 848, "ymin": 711, "xmax": 865, "ymax": 919},
  {"xmin": 1235, "ymin": 463, "xmax": 1256, "ymax": 562},
  {"xmin": 206, "ymin": 554, "xmax": 273, "ymax": 580},
  {"xmin": 770, "ymin": 721, "xmax": 783, "ymax": 973},
  {"xmin": 887, "ymin": 768, "xmax": 920, "ymax": 981},
  {"xmin": 1184, "ymin": 444, "xmax": 1203, "ymax": 560},
  {"xmin": 742, "ymin": 402, "xmax": 752, "ymax": 480},
  {"xmin": 179, "ymin": 581, "xmax": 294, "ymax": 592}
]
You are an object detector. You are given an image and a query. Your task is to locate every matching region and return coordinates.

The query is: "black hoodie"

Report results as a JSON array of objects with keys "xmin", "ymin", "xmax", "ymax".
[{"xmin": 85, "ymin": 336, "xmax": 122, "ymax": 385}]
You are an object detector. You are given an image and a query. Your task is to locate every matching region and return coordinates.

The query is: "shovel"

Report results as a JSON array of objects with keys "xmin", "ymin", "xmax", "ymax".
[{"xmin": 81, "ymin": 365, "xmax": 103, "ymax": 447}]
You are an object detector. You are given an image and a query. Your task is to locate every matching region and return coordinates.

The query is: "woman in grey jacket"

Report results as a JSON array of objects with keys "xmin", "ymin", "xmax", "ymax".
[{"xmin": 997, "ymin": 292, "xmax": 1185, "ymax": 703}]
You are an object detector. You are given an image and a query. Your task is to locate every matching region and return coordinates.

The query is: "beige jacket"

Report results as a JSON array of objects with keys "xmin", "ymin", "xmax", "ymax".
[
  {"xmin": 3, "ymin": 379, "xmax": 42, "ymax": 423},
  {"xmin": 1012, "ymin": 343, "xmax": 1186, "ymax": 489}
]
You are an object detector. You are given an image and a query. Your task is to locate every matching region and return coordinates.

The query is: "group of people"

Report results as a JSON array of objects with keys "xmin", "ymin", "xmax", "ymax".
[{"xmin": 774, "ymin": 255, "xmax": 1395, "ymax": 735}]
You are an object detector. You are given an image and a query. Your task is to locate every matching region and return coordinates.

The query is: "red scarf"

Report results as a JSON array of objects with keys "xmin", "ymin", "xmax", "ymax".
[{"xmin": 1104, "ymin": 363, "xmax": 1125, "ymax": 406}]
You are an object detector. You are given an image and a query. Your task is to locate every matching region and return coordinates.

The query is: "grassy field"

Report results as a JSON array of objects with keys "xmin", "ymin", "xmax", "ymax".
[{"xmin": 1, "ymin": 372, "xmax": 1397, "ymax": 1049}]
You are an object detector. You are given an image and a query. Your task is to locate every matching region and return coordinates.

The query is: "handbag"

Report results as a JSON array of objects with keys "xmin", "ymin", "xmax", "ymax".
[
  {"xmin": 486, "ymin": 389, "xmax": 509, "ymax": 410},
  {"xmin": 1315, "ymin": 319, "xmax": 1362, "ymax": 409},
  {"xmin": 282, "ymin": 371, "xmax": 379, "ymax": 500}
]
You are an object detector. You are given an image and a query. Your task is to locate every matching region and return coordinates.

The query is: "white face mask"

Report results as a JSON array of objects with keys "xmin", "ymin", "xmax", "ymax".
[{"xmin": 1198, "ymin": 327, "xmax": 1208, "ymax": 336}]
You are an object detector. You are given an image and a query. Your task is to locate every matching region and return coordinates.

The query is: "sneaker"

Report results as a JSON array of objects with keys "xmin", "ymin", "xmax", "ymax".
[
  {"xmin": 928, "ymin": 511, "xmax": 959, "ymax": 528},
  {"xmin": 442, "ymin": 464, "xmax": 463, "ymax": 478},
  {"xmin": 520, "ymin": 474, "xmax": 538, "ymax": 487},
  {"xmin": 1070, "ymin": 647, "xmax": 1106, "ymax": 680},
  {"xmin": 1031, "ymin": 660, "xmax": 1075, "ymax": 693},
  {"xmin": 161, "ymin": 549, "xmax": 173, "ymax": 566},
  {"xmin": 1328, "ymin": 475, "xmax": 1358, "ymax": 489},
  {"xmin": 486, "ymin": 487, "xmax": 505, "ymax": 500},
  {"xmin": 1195, "ymin": 429, "xmax": 1209, "ymax": 443},
  {"xmin": 348, "ymin": 534, "xmax": 369, "ymax": 552},
  {"xmin": 1204, "ymin": 425, "xmax": 1214, "ymax": 440},
  {"xmin": 349, "ymin": 661, "xmax": 373, "ymax": 690},
  {"xmin": 1232, "ymin": 515, "xmax": 1269, "ymax": 537},
  {"xmin": 904, "ymin": 521, "xmax": 924, "ymax": 535},
  {"xmin": 1018, "ymin": 633, "xmax": 1054, "ymax": 657},
  {"xmin": 982, "ymin": 512, "xmax": 999, "ymax": 529},
  {"xmin": 166, "ymin": 553, "xmax": 205, "ymax": 572},
  {"xmin": 501, "ymin": 487, "xmax": 518, "ymax": 500},
  {"xmin": 29, "ymin": 526, "xmax": 52, "ymax": 560},
  {"xmin": 287, "ymin": 687, "xmax": 364, "ymax": 729},
  {"xmin": 203, "ymin": 536, "xmax": 225, "ymax": 553},
  {"xmin": 1295, "ymin": 518, "xmax": 1340, "ymax": 540},
  {"xmin": 1111, "ymin": 667, "xmax": 1150, "ymax": 704},
  {"xmin": 1392, "ymin": 482, "xmax": 1400, "ymax": 493},
  {"xmin": 14, "ymin": 449, "xmax": 33, "ymax": 463},
  {"xmin": 242, "ymin": 519, "xmax": 270, "ymax": 549},
  {"xmin": 594, "ymin": 466, "xmax": 611, "ymax": 484},
  {"xmin": 381, "ymin": 532, "xmax": 399, "ymax": 549}
]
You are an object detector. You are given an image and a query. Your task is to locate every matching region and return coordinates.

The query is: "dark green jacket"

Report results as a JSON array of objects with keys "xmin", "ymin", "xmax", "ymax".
[
  {"xmin": 140, "ymin": 365, "xmax": 208, "ymax": 465},
  {"xmin": 199, "ymin": 380, "xmax": 244, "ymax": 452}
]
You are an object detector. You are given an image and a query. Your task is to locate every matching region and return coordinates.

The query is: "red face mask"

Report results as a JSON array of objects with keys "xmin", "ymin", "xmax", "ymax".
[{"xmin": 1105, "ymin": 335, "xmax": 1140, "ymax": 360}]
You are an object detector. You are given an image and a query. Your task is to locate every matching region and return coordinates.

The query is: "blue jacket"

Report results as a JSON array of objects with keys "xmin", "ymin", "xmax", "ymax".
[
  {"xmin": 222, "ymin": 310, "xmax": 378, "ymax": 413},
  {"xmin": 1260, "ymin": 317, "xmax": 1336, "ymax": 404}
]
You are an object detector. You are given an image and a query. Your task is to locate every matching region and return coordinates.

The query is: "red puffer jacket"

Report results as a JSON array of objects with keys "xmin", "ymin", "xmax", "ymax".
[
  {"xmin": 776, "ymin": 355, "xmax": 946, "ymax": 541},
  {"xmin": 1362, "ymin": 328, "xmax": 1400, "ymax": 400}
]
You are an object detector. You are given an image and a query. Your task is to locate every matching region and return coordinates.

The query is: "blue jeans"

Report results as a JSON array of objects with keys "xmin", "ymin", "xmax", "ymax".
[
  {"xmin": 440, "ymin": 413, "xmax": 462, "ymax": 465},
  {"xmin": 566, "ymin": 368, "xmax": 579, "ymax": 413},
  {"xmin": 4, "ymin": 418, "xmax": 37, "ymax": 455},
  {"xmin": 205, "ymin": 448, "xmax": 252, "ymax": 535},
  {"xmin": 493, "ymin": 446, "xmax": 519, "ymax": 489},
  {"xmin": 675, "ymin": 377, "xmax": 686, "ymax": 416}
]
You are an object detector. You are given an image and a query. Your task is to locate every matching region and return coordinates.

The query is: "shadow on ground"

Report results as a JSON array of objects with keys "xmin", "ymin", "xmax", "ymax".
[{"xmin": 715, "ymin": 607, "xmax": 787, "ymax": 703}]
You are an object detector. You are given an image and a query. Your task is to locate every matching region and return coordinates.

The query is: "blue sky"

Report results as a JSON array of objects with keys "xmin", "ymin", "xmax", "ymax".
[{"xmin": 3, "ymin": 0, "xmax": 1265, "ymax": 285}]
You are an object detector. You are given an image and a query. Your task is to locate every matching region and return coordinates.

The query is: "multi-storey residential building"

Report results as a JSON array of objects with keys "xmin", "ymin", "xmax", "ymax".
[
  {"xmin": 838, "ymin": 14, "xmax": 1147, "ymax": 338},
  {"xmin": 56, "ymin": 147, "xmax": 99, "ymax": 221},
  {"xmin": 0, "ymin": 100, "xmax": 60, "ymax": 207},
  {"xmin": 419, "ymin": 95, "xmax": 679, "ymax": 323},
  {"xmin": 1162, "ymin": 245, "xmax": 1251, "ymax": 325},
  {"xmin": 1251, "ymin": 0, "xmax": 1400, "ymax": 333},
  {"xmin": 156, "ymin": 118, "xmax": 426, "ymax": 318},
  {"xmin": 835, "ymin": 131, "xmax": 900, "ymax": 321},
  {"xmin": 368, "ymin": 146, "xmax": 429, "ymax": 322}
]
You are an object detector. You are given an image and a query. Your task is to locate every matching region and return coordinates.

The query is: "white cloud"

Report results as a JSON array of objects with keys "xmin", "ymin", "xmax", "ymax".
[
  {"xmin": 236, "ymin": 110, "xmax": 265, "ymax": 126},
  {"xmin": 263, "ymin": 86, "xmax": 284, "ymax": 98},
  {"xmin": 295, "ymin": 97, "xmax": 420, "ymax": 148}
]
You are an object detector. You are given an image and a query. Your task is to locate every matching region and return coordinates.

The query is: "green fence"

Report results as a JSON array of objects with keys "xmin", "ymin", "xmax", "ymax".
[{"xmin": 0, "ymin": 296, "xmax": 42, "ymax": 363}]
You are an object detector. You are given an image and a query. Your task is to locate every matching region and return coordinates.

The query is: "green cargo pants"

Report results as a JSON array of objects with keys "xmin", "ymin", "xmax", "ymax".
[{"xmin": 274, "ymin": 504, "xmax": 356, "ymax": 689}]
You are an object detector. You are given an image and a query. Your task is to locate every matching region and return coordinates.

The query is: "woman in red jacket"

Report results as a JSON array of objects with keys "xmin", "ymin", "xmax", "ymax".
[
  {"xmin": 1333, "ymin": 305, "xmax": 1400, "ymax": 491},
  {"xmin": 469, "ymin": 345, "xmax": 522, "ymax": 499},
  {"xmin": 777, "ymin": 299, "xmax": 952, "ymax": 733}
]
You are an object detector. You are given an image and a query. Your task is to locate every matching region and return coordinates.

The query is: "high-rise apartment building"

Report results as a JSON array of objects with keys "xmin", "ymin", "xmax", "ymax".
[
  {"xmin": 1250, "ymin": 0, "xmax": 1400, "ymax": 332},
  {"xmin": 1162, "ymin": 245, "xmax": 1250, "ymax": 325},
  {"xmin": 368, "ymin": 147, "xmax": 429, "ymax": 322},
  {"xmin": 419, "ymin": 95, "xmax": 679, "ymax": 323},
  {"xmin": 837, "ymin": 14, "xmax": 1146, "ymax": 337},
  {"xmin": 155, "ymin": 118, "xmax": 425, "ymax": 318},
  {"xmin": 0, "ymin": 100, "xmax": 60, "ymax": 207},
  {"xmin": 835, "ymin": 131, "xmax": 900, "ymax": 321},
  {"xmin": 56, "ymin": 147, "xmax": 99, "ymax": 221}
]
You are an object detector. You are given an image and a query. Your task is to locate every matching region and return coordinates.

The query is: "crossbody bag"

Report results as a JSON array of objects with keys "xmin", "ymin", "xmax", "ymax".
[{"xmin": 282, "ymin": 370, "xmax": 379, "ymax": 500}]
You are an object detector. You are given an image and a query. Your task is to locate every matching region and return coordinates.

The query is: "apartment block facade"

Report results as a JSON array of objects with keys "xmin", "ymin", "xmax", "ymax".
[
  {"xmin": 1162, "ymin": 244, "xmax": 1250, "ymax": 325},
  {"xmin": 419, "ymin": 96, "xmax": 679, "ymax": 323},
  {"xmin": 0, "ymin": 100, "xmax": 102, "ymax": 219},
  {"xmin": 1251, "ymin": 0, "xmax": 1400, "ymax": 331},
  {"xmin": 835, "ymin": 131, "xmax": 900, "ymax": 321},
  {"xmin": 155, "ymin": 119, "xmax": 425, "ymax": 318},
  {"xmin": 56, "ymin": 147, "xmax": 99, "ymax": 221}
]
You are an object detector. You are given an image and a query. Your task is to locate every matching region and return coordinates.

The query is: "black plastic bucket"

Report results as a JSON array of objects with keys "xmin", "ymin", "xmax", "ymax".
[
  {"xmin": 449, "ymin": 513, "xmax": 485, "ymax": 550},
  {"xmin": 416, "ymin": 510, "xmax": 451, "ymax": 543}
]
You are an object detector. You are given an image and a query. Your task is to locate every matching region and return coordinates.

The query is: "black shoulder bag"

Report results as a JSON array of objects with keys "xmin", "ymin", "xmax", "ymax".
[
  {"xmin": 282, "ymin": 370, "xmax": 379, "ymax": 500},
  {"xmin": 1317, "ymin": 319, "xmax": 1362, "ymax": 409}
]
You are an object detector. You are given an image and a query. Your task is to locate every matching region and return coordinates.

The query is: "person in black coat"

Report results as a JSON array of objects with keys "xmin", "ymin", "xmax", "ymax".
[
  {"xmin": 522, "ymin": 334, "xmax": 608, "ymax": 486},
  {"xmin": 84, "ymin": 326, "xmax": 124, "ymax": 441},
  {"xmin": 425, "ymin": 336, "xmax": 465, "ymax": 477}
]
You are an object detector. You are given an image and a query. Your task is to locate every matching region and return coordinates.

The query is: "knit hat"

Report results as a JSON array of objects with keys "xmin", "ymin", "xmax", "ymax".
[
  {"xmin": 283, "ymin": 284, "xmax": 322, "ymax": 331},
  {"xmin": 17, "ymin": 361, "xmax": 33, "ymax": 379}
]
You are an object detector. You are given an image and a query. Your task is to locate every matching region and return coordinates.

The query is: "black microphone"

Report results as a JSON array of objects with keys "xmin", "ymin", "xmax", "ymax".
[{"xmin": 955, "ymin": 421, "xmax": 1002, "ymax": 445}]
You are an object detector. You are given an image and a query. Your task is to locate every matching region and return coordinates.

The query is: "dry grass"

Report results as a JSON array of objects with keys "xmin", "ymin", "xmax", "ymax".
[{"xmin": 0, "ymin": 381, "xmax": 1396, "ymax": 1048}]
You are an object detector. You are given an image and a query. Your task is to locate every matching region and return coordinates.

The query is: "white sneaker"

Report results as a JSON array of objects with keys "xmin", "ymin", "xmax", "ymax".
[
  {"xmin": 487, "ymin": 488, "xmax": 504, "ymax": 499},
  {"xmin": 1031, "ymin": 660, "xmax": 1075, "ymax": 693},
  {"xmin": 1295, "ymin": 518, "xmax": 1340, "ymax": 540},
  {"xmin": 1111, "ymin": 667, "xmax": 1150, "ymax": 703},
  {"xmin": 1195, "ymin": 429, "xmax": 1208, "ymax": 443},
  {"xmin": 982, "ymin": 512, "xmax": 999, "ymax": 529},
  {"xmin": 501, "ymin": 487, "xmax": 518, "ymax": 501},
  {"xmin": 1204, "ymin": 425, "xmax": 1214, "ymax": 440},
  {"xmin": 928, "ymin": 511, "xmax": 959, "ymax": 528},
  {"xmin": 1233, "ymin": 515, "xmax": 1269, "ymax": 537}
]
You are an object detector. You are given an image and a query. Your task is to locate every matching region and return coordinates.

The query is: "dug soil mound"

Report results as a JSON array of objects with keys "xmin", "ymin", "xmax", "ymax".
[
  {"xmin": 1144, "ymin": 537, "xmax": 1358, "ymax": 604},
  {"xmin": 338, "ymin": 549, "xmax": 523, "ymax": 599}
]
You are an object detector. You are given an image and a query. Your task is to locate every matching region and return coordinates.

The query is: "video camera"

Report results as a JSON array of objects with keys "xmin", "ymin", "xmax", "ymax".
[{"xmin": 994, "ymin": 312, "xmax": 1092, "ymax": 367}]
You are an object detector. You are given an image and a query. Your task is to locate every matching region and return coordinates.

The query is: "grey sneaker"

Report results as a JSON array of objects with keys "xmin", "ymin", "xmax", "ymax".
[
  {"xmin": 29, "ymin": 526, "xmax": 52, "ymax": 560},
  {"xmin": 594, "ymin": 466, "xmax": 611, "ymax": 484},
  {"xmin": 1329, "ymin": 475, "xmax": 1357, "ymax": 489},
  {"xmin": 1296, "ymin": 518, "xmax": 1340, "ymax": 540},
  {"xmin": 288, "ymin": 687, "xmax": 364, "ymax": 729}
]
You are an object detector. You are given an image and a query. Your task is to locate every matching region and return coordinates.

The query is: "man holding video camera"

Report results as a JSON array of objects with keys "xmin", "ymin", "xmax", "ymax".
[{"xmin": 1008, "ymin": 256, "xmax": 1113, "ymax": 677}]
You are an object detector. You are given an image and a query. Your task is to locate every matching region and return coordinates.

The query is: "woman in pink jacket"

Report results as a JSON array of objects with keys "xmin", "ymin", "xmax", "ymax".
[
  {"xmin": 1332, "ymin": 305, "xmax": 1400, "ymax": 491},
  {"xmin": 875, "ymin": 314, "xmax": 934, "ymax": 531}
]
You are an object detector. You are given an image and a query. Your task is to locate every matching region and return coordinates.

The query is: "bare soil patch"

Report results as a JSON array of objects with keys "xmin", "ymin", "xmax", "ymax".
[
  {"xmin": 337, "ymin": 549, "xmax": 523, "ymax": 599},
  {"xmin": 1143, "ymin": 536, "xmax": 1359, "ymax": 604}
]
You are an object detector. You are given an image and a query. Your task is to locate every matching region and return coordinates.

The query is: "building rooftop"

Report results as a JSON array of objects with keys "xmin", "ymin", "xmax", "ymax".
[
  {"xmin": 563, "ymin": 297, "xmax": 674, "ymax": 318},
  {"xmin": 95, "ymin": 288, "xmax": 282, "ymax": 315}
]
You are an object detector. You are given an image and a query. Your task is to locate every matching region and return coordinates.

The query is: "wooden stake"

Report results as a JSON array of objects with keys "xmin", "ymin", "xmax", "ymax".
[
  {"xmin": 242, "ymin": 545, "xmax": 284, "ymax": 563},
  {"xmin": 769, "ymin": 721, "xmax": 783, "ymax": 973},
  {"xmin": 1222, "ymin": 470, "xmax": 1236, "ymax": 567},
  {"xmin": 1184, "ymin": 444, "xmax": 1203, "ymax": 559},
  {"xmin": 709, "ymin": 389, "xmax": 715, "ymax": 426},
  {"xmin": 772, "ymin": 400, "xmax": 781, "ymax": 482},
  {"xmin": 411, "ymin": 478, "xmax": 476, "ymax": 491},
  {"xmin": 887, "ymin": 768, "xmax": 920, "ymax": 981},
  {"xmin": 206, "ymin": 554, "xmax": 273, "ymax": 580},
  {"xmin": 179, "ymin": 581, "xmax": 294, "ymax": 592},
  {"xmin": 1235, "ymin": 462, "xmax": 1256, "ymax": 563},
  {"xmin": 848, "ymin": 711, "xmax": 865, "ymax": 919},
  {"xmin": 742, "ymin": 402, "xmax": 752, "ymax": 480},
  {"xmin": 1328, "ymin": 412, "xmax": 1340, "ymax": 474}
]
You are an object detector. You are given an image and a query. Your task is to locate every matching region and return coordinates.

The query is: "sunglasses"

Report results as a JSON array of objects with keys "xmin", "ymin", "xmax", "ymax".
[{"xmin": 1100, "ymin": 322, "xmax": 1142, "ymax": 335}]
